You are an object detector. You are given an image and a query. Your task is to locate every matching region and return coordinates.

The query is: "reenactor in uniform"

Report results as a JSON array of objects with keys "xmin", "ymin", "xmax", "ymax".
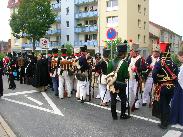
[
  {"xmin": 24, "ymin": 52, "xmax": 36, "ymax": 85},
  {"xmin": 142, "ymin": 43, "xmax": 160, "ymax": 106},
  {"xmin": 50, "ymin": 48, "xmax": 59, "ymax": 96},
  {"xmin": 127, "ymin": 44, "xmax": 141, "ymax": 111},
  {"xmin": 58, "ymin": 48, "xmax": 73, "ymax": 99},
  {"xmin": 107, "ymin": 43, "xmax": 130, "ymax": 120},
  {"xmin": 95, "ymin": 49, "xmax": 111, "ymax": 106},
  {"xmin": 17, "ymin": 53, "xmax": 26, "ymax": 84},
  {"xmin": 94, "ymin": 52, "xmax": 102, "ymax": 99},
  {"xmin": 7, "ymin": 54, "xmax": 16, "ymax": 90},
  {"xmin": 152, "ymin": 42, "xmax": 178, "ymax": 129},
  {"xmin": 75, "ymin": 46, "xmax": 90, "ymax": 103},
  {"xmin": 0, "ymin": 58, "xmax": 3, "ymax": 98}
]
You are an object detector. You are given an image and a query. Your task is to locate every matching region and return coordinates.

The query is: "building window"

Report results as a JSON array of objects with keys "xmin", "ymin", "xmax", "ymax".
[
  {"xmin": 66, "ymin": 21, "xmax": 69, "ymax": 27},
  {"xmin": 144, "ymin": 8, "xmax": 146, "ymax": 16},
  {"xmin": 138, "ymin": 19, "xmax": 141, "ymax": 28},
  {"xmin": 106, "ymin": 0, "xmax": 118, "ymax": 11},
  {"xmin": 144, "ymin": 35, "xmax": 146, "ymax": 43},
  {"xmin": 107, "ymin": 16, "xmax": 118, "ymax": 26},
  {"xmin": 138, "ymin": 4, "xmax": 141, "ymax": 13},
  {"xmin": 138, "ymin": 34, "xmax": 141, "ymax": 43},
  {"xmin": 66, "ymin": 7, "xmax": 69, "ymax": 15},
  {"xmin": 144, "ymin": 22, "xmax": 146, "ymax": 30},
  {"xmin": 66, "ymin": 35, "xmax": 70, "ymax": 42}
]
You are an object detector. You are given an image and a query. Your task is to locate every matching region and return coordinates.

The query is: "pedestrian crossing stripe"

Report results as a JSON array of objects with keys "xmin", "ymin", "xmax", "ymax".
[
  {"xmin": 2, "ymin": 90, "xmax": 64, "ymax": 116},
  {"xmin": 162, "ymin": 130, "xmax": 182, "ymax": 137}
]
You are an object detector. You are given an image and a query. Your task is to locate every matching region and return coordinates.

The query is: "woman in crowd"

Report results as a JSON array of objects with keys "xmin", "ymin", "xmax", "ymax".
[
  {"xmin": 170, "ymin": 51, "xmax": 183, "ymax": 126},
  {"xmin": 33, "ymin": 53, "xmax": 49, "ymax": 92}
]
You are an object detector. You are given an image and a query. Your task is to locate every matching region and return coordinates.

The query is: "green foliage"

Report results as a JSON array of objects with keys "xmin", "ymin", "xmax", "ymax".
[
  {"xmin": 171, "ymin": 53, "xmax": 181, "ymax": 67},
  {"xmin": 104, "ymin": 37, "xmax": 122, "ymax": 58},
  {"xmin": 0, "ymin": 53, "xmax": 5, "ymax": 60},
  {"xmin": 10, "ymin": 0, "xmax": 56, "ymax": 51},
  {"xmin": 64, "ymin": 43, "xmax": 73, "ymax": 56}
]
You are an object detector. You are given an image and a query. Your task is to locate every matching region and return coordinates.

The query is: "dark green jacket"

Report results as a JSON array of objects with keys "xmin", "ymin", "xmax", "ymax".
[{"xmin": 107, "ymin": 57, "xmax": 129, "ymax": 82}]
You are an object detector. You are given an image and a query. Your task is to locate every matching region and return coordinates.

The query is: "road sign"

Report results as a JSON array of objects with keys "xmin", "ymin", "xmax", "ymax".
[
  {"xmin": 40, "ymin": 38, "xmax": 49, "ymax": 48},
  {"xmin": 106, "ymin": 28, "xmax": 117, "ymax": 40}
]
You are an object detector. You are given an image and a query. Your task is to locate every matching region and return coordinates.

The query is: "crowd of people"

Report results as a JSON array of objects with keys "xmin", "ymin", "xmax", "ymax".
[{"xmin": 0, "ymin": 40, "xmax": 183, "ymax": 130}]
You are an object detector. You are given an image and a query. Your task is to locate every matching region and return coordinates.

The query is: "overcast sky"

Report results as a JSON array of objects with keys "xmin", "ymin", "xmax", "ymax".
[{"xmin": 0, "ymin": 0, "xmax": 183, "ymax": 41}]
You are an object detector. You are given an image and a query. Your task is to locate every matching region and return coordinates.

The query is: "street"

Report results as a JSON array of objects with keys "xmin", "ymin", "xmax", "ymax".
[{"xmin": 0, "ymin": 76, "xmax": 183, "ymax": 137}]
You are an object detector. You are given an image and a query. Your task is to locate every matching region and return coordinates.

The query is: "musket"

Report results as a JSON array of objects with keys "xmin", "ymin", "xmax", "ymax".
[
  {"xmin": 149, "ymin": 82, "xmax": 154, "ymax": 108},
  {"xmin": 131, "ymin": 76, "xmax": 142, "ymax": 112}
]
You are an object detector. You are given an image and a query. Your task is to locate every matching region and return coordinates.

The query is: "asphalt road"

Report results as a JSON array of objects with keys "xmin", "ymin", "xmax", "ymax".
[{"xmin": 0, "ymin": 76, "xmax": 183, "ymax": 137}]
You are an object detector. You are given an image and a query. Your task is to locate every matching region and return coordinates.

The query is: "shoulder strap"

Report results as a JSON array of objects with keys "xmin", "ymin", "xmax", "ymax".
[
  {"xmin": 115, "ymin": 59, "xmax": 124, "ymax": 73},
  {"xmin": 161, "ymin": 60, "xmax": 177, "ymax": 80}
]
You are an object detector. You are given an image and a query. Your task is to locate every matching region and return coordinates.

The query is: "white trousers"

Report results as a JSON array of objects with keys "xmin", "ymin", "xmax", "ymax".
[
  {"xmin": 99, "ymin": 84, "xmax": 111, "ymax": 103},
  {"xmin": 143, "ymin": 77, "xmax": 153, "ymax": 104},
  {"xmin": 58, "ymin": 71, "xmax": 72, "ymax": 98},
  {"xmin": 76, "ymin": 80, "xmax": 89, "ymax": 100},
  {"xmin": 126, "ymin": 79, "xmax": 138, "ymax": 107}
]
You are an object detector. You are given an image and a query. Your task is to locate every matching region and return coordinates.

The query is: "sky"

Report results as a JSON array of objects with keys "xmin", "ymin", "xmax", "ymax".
[{"xmin": 0, "ymin": 0, "xmax": 183, "ymax": 41}]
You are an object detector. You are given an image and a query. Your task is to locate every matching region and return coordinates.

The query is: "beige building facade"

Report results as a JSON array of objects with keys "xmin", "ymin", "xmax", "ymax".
[
  {"xmin": 149, "ymin": 21, "xmax": 182, "ymax": 54},
  {"xmin": 99, "ymin": 0, "xmax": 149, "ymax": 56}
]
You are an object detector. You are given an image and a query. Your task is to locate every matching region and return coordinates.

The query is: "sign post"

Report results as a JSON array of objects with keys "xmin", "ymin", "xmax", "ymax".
[
  {"xmin": 106, "ymin": 28, "xmax": 117, "ymax": 59},
  {"xmin": 40, "ymin": 38, "xmax": 49, "ymax": 58}
]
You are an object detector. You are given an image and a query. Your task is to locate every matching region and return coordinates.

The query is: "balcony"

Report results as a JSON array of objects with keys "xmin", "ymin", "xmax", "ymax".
[
  {"xmin": 46, "ymin": 29, "xmax": 61, "ymax": 35},
  {"xmin": 74, "ymin": 40, "xmax": 98, "ymax": 47},
  {"xmin": 75, "ymin": 25, "xmax": 98, "ymax": 33},
  {"xmin": 51, "ymin": 3, "xmax": 61, "ymax": 11},
  {"xmin": 55, "ymin": 16, "xmax": 61, "ymax": 22},
  {"xmin": 49, "ymin": 42, "xmax": 61, "ymax": 48},
  {"xmin": 75, "ymin": 0, "xmax": 98, "ymax": 5},
  {"xmin": 22, "ymin": 43, "xmax": 39, "ymax": 49},
  {"xmin": 75, "ymin": 11, "xmax": 98, "ymax": 19}
]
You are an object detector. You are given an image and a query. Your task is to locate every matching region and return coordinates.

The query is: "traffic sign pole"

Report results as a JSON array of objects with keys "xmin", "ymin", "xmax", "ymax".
[{"xmin": 106, "ymin": 28, "xmax": 117, "ymax": 59}]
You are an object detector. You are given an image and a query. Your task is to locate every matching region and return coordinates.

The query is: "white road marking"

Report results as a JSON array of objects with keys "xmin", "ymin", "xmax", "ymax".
[
  {"xmin": 41, "ymin": 92, "xmax": 64, "ymax": 116},
  {"xmin": 85, "ymin": 102, "xmax": 160, "ymax": 124},
  {"xmin": 86, "ymin": 102, "xmax": 183, "ymax": 129},
  {"xmin": 172, "ymin": 124, "xmax": 183, "ymax": 130},
  {"xmin": 2, "ymin": 91, "xmax": 64, "ymax": 116},
  {"xmin": 3, "ymin": 90, "xmax": 39, "ymax": 97},
  {"xmin": 2, "ymin": 97, "xmax": 62, "ymax": 116},
  {"xmin": 25, "ymin": 95, "xmax": 43, "ymax": 106},
  {"xmin": 162, "ymin": 130, "xmax": 182, "ymax": 137}
]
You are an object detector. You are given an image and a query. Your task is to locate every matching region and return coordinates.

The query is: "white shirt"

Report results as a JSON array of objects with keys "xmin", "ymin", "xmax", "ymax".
[
  {"xmin": 128, "ymin": 55, "xmax": 141, "ymax": 80},
  {"xmin": 178, "ymin": 64, "xmax": 183, "ymax": 90}
]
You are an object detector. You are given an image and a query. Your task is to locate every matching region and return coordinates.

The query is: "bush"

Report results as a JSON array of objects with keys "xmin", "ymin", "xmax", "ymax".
[
  {"xmin": 171, "ymin": 53, "xmax": 181, "ymax": 67},
  {"xmin": 0, "ymin": 53, "xmax": 5, "ymax": 60}
]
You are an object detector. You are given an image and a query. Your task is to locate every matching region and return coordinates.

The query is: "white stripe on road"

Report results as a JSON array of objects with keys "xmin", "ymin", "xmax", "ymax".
[
  {"xmin": 85, "ymin": 102, "xmax": 160, "ymax": 124},
  {"xmin": 162, "ymin": 130, "xmax": 182, "ymax": 137},
  {"xmin": 3, "ymin": 90, "xmax": 39, "ymax": 97},
  {"xmin": 1, "ymin": 97, "xmax": 63, "ymax": 116},
  {"xmin": 25, "ymin": 95, "xmax": 43, "ymax": 106},
  {"xmin": 85, "ymin": 102, "xmax": 183, "ymax": 130},
  {"xmin": 172, "ymin": 124, "xmax": 183, "ymax": 130},
  {"xmin": 41, "ymin": 92, "xmax": 64, "ymax": 116}
]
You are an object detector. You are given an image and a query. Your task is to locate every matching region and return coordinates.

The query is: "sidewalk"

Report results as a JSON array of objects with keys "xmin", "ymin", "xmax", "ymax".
[{"xmin": 0, "ymin": 114, "xmax": 16, "ymax": 137}]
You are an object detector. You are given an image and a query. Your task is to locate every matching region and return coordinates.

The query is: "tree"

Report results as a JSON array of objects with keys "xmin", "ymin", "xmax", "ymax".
[
  {"xmin": 104, "ymin": 37, "xmax": 122, "ymax": 59},
  {"xmin": 10, "ymin": 0, "xmax": 56, "ymax": 51},
  {"xmin": 64, "ymin": 43, "xmax": 73, "ymax": 56}
]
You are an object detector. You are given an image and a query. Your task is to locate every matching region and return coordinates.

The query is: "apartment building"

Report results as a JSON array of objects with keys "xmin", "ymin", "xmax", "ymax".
[
  {"xmin": 8, "ymin": 0, "xmax": 61, "ymax": 51},
  {"xmin": 61, "ymin": 0, "xmax": 149, "ymax": 54},
  {"xmin": 149, "ymin": 21, "xmax": 182, "ymax": 54},
  {"xmin": 8, "ymin": 0, "xmax": 149, "ymax": 54}
]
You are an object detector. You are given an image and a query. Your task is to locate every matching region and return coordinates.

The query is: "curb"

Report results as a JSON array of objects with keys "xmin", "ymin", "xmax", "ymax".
[{"xmin": 0, "ymin": 115, "xmax": 16, "ymax": 137}]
